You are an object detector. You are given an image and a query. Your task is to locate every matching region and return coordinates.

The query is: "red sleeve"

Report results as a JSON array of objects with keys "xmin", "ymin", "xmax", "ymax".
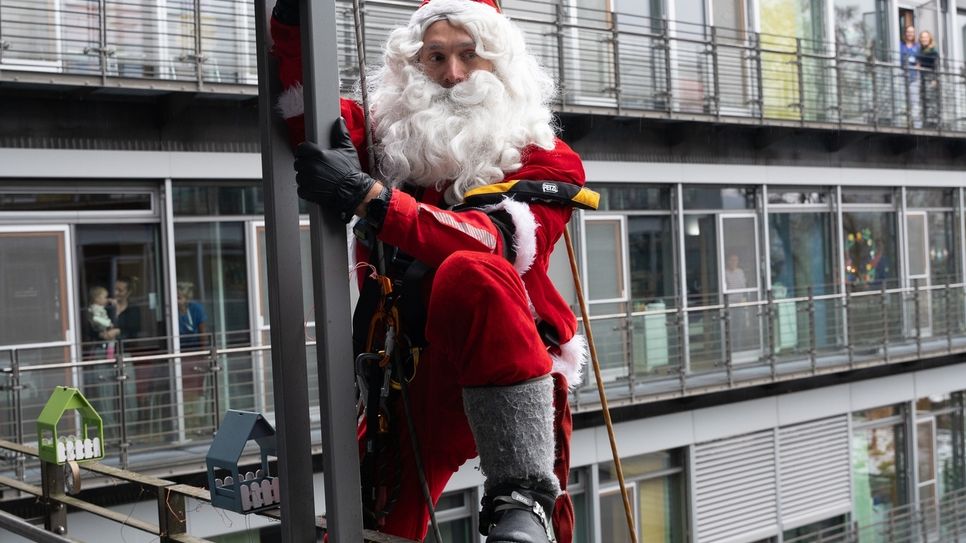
[
  {"xmin": 377, "ymin": 191, "xmax": 507, "ymax": 268},
  {"xmin": 270, "ymin": 16, "xmax": 369, "ymax": 170},
  {"xmin": 377, "ymin": 139, "xmax": 584, "ymax": 271}
]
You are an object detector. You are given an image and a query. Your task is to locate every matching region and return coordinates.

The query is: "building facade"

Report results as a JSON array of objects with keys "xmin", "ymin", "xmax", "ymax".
[{"xmin": 4, "ymin": 0, "xmax": 966, "ymax": 542}]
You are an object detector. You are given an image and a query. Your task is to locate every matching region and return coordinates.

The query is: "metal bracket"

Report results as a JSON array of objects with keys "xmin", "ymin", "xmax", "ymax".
[{"xmin": 178, "ymin": 53, "xmax": 208, "ymax": 63}]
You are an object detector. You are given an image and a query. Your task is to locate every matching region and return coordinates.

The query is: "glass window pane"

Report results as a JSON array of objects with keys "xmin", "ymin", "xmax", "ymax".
[
  {"xmin": 0, "ymin": 192, "xmax": 151, "ymax": 212},
  {"xmin": 928, "ymin": 212, "xmax": 958, "ymax": 282},
  {"xmin": 600, "ymin": 451, "xmax": 680, "ymax": 483},
  {"xmin": 423, "ymin": 517, "xmax": 473, "ymax": 543},
  {"xmin": 852, "ymin": 423, "xmax": 907, "ymax": 531},
  {"xmin": 842, "ymin": 211, "xmax": 898, "ymax": 290},
  {"xmin": 676, "ymin": 0, "xmax": 705, "ymax": 25},
  {"xmin": 572, "ymin": 490, "xmax": 590, "ymax": 543},
  {"xmin": 601, "ymin": 489, "xmax": 635, "ymax": 543},
  {"xmin": 173, "ymin": 182, "xmax": 265, "ymax": 216},
  {"xmin": 769, "ymin": 213, "xmax": 836, "ymax": 296},
  {"xmin": 256, "ymin": 225, "xmax": 315, "ymax": 327},
  {"xmin": 76, "ymin": 224, "xmax": 166, "ymax": 349},
  {"xmin": 629, "ymin": 216, "xmax": 676, "ymax": 307},
  {"xmin": 684, "ymin": 214, "xmax": 718, "ymax": 305},
  {"xmin": 907, "ymin": 188, "xmax": 954, "ymax": 208},
  {"xmin": 596, "ymin": 185, "xmax": 671, "ymax": 211},
  {"xmin": 722, "ymin": 216, "xmax": 758, "ymax": 291},
  {"xmin": 834, "ymin": 0, "xmax": 889, "ymax": 59},
  {"xmin": 907, "ymin": 214, "xmax": 927, "ymax": 277},
  {"xmin": 0, "ymin": 231, "xmax": 68, "ymax": 345},
  {"xmin": 683, "ymin": 187, "xmax": 756, "ymax": 209},
  {"xmin": 935, "ymin": 410, "xmax": 964, "ymax": 497},
  {"xmin": 918, "ymin": 421, "xmax": 936, "ymax": 482},
  {"xmin": 640, "ymin": 473, "xmax": 684, "ymax": 543},
  {"xmin": 841, "ymin": 188, "xmax": 894, "ymax": 205},
  {"xmin": 767, "ymin": 188, "xmax": 829, "ymax": 205},
  {"xmin": 853, "ymin": 404, "xmax": 902, "ymax": 423},
  {"xmin": 586, "ymin": 219, "xmax": 624, "ymax": 301},
  {"xmin": 174, "ymin": 222, "xmax": 250, "ymax": 345}
]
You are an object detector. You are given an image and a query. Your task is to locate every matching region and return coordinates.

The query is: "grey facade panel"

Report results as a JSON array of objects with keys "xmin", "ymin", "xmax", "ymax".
[
  {"xmin": 778, "ymin": 416, "xmax": 851, "ymax": 523},
  {"xmin": 694, "ymin": 430, "xmax": 778, "ymax": 542}
]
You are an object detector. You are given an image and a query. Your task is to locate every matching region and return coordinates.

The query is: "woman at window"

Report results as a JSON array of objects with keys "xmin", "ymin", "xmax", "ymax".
[{"xmin": 917, "ymin": 31, "xmax": 940, "ymax": 128}]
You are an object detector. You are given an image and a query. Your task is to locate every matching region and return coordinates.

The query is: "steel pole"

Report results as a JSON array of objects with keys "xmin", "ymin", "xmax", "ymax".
[
  {"xmin": 254, "ymin": 2, "xmax": 319, "ymax": 540},
  {"xmin": 300, "ymin": 0, "xmax": 366, "ymax": 541}
]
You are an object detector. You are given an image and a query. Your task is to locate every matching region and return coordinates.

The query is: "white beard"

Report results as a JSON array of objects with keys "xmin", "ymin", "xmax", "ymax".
[{"xmin": 368, "ymin": 66, "xmax": 555, "ymax": 205}]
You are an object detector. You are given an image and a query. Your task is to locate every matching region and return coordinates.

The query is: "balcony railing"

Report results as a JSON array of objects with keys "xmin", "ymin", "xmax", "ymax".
[
  {"xmin": 783, "ymin": 487, "xmax": 966, "ymax": 542},
  {"xmin": 0, "ymin": 282, "xmax": 964, "ymax": 485},
  {"xmin": 571, "ymin": 280, "xmax": 966, "ymax": 409},
  {"xmin": 4, "ymin": 1, "xmax": 966, "ymax": 134}
]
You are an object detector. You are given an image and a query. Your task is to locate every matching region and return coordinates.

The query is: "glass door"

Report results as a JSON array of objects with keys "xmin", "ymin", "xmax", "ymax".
[
  {"xmin": 581, "ymin": 215, "xmax": 631, "ymax": 382},
  {"xmin": 718, "ymin": 214, "xmax": 762, "ymax": 361},
  {"xmin": 906, "ymin": 212, "xmax": 932, "ymax": 337},
  {"xmin": 917, "ymin": 418, "xmax": 939, "ymax": 534},
  {"xmin": 250, "ymin": 220, "xmax": 316, "ymax": 415},
  {"xmin": 0, "ymin": 225, "xmax": 75, "ymax": 443}
]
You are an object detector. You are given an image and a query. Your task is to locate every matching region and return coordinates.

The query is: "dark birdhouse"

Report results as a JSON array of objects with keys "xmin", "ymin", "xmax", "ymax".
[
  {"xmin": 36, "ymin": 386, "xmax": 104, "ymax": 464},
  {"xmin": 206, "ymin": 410, "xmax": 280, "ymax": 514}
]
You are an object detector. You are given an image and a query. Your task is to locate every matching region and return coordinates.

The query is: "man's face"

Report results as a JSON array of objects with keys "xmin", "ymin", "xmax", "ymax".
[
  {"xmin": 905, "ymin": 26, "xmax": 916, "ymax": 43},
  {"xmin": 417, "ymin": 20, "xmax": 495, "ymax": 88}
]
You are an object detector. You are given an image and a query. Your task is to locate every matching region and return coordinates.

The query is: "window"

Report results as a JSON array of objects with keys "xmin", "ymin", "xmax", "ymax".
[
  {"xmin": 596, "ymin": 185, "xmax": 671, "ymax": 212},
  {"xmin": 173, "ymin": 182, "xmax": 266, "ymax": 216},
  {"xmin": 423, "ymin": 489, "xmax": 475, "ymax": 543},
  {"xmin": 598, "ymin": 450, "xmax": 686, "ymax": 543},
  {"xmin": 0, "ymin": 192, "xmax": 152, "ymax": 212},
  {"xmin": 852, "ymin": 405, "xmax": 909, "ymax": 533}
]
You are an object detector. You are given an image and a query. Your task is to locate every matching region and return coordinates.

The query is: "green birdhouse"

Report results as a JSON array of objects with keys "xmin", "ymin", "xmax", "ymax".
[
  {"xmin": 206, "ymin": 410, "xmax": 280, "ymax": 514},
  {"xmin": 36, "ymin": 386, "xmax": 105, "ymax": 464}
]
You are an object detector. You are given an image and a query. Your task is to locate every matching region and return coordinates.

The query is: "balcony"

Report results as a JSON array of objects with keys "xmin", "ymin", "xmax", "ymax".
[
  {"xmin": 4, "ymin": 1, "xmax": 966, "ymax": 136},
  {"xmin": 574, "ymin": 280, "xmax": 966, "ymax": 410},
  {"xmin": 0, "ymin": 280, "xmax": 962, "ymax": 483}
]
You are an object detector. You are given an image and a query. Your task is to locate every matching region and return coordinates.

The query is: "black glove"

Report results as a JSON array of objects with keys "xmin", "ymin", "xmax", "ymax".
[
  {"xmin": 295, "ymin": 119, "xmax": 377, "ymax": 223},
  {"xmin": 272, "ymin": 0, "xmax": 299, "ymax": 25}
]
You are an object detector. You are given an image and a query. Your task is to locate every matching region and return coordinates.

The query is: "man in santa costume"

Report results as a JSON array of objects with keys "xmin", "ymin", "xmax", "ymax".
[{"xmin": 270, "ymin": 0, "xmax": 591, "ymax": 541}]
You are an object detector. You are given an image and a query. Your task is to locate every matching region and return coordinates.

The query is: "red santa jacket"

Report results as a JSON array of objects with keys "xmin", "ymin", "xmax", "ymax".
[{"xmin": 271, "ymin": 18, "xmax": 587, "ymax": 386}]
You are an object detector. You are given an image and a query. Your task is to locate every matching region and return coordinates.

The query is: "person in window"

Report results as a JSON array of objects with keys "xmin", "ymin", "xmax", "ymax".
[
  {"xmin": 86, "ymin": 285, "xmax": 119, "ymax": 358},
  {"xmin": 271, "ymin": 0, "xmax": 588, "ymax": 541},
  {"xmin": 177, "ymin": 281, "xmax": 209, "ymax": 434},
  {"xmin": 917, "ymin": 31, "xmax": 939, "ymax": 128},
  {"xmin": 900, "ymin": 25, "xmax": 921, "ymax": 128},
  {"xmin": 109, "ymin": 277, "xmax": 142, "ymax": 350}
]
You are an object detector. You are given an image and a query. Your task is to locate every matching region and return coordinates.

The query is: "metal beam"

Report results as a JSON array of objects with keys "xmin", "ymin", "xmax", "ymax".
[
  {"xmin": 254, "ymin": 1, "xmax": 319, "ymax": 541},
  {"xmin": 300, "ymin": 0, "xmax": 366, "ymax": 540},
  {"xmin": 0, "ymin": 509, "xmax": 78, "ymax": 543}
]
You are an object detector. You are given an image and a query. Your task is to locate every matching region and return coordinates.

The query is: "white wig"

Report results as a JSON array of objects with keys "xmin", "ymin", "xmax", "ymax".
[{"xmin": 367, "ymin": 0, "xmax": 558, "ymax": 203}]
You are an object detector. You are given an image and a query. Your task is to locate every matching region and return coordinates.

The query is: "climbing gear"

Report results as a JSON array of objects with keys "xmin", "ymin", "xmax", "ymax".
[
  {"xmin": 480, "ymin": 488, "xmax": 557, "ymax": 543},
  {"xmin": 462, "ymin": 180, "xmax": 600, "ymax": 210}
]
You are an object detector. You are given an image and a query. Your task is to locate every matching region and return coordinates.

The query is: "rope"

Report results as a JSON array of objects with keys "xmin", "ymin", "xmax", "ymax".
[
  {"xmin": 348, "ymin": 0, "xmax": 440, "ymax": 532},
  {"xmin": 397, "ymin": 359, "xmax": 444, "ymax": 543},
  {"xmin": 563, "ymin": 227, "xmax": 638, "ymax": 543}
]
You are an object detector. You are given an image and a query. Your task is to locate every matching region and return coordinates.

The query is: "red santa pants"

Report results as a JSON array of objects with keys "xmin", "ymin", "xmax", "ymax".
[{"xmin": 377, "ymin": 250, "xmax": 574, "ymax": 542}]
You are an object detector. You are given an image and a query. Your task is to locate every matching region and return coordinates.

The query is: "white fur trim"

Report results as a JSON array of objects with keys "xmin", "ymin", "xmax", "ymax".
[
  {"xmin": 277, "ymin": 83, "xmax": 304, "ymax": 119},
  {"xmin": 552, "ymin": 334, "xmax": 587, "ymax": 389},
  {"xmin": 410, "ymin": 0, "xmax": 502, "ymax": 28},
  {"xmin": 482, "ymin": 197, "xmax": 538, "ymax": 275}
]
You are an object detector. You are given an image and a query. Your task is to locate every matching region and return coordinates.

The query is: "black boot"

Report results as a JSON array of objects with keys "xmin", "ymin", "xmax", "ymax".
[
  {"xmin": 480, "ymin": 486, "xmax": 557, "ymax": 543},
  {"xmin": 462, "ymin": 376, "xmax": 560, "ymax": 543}
]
